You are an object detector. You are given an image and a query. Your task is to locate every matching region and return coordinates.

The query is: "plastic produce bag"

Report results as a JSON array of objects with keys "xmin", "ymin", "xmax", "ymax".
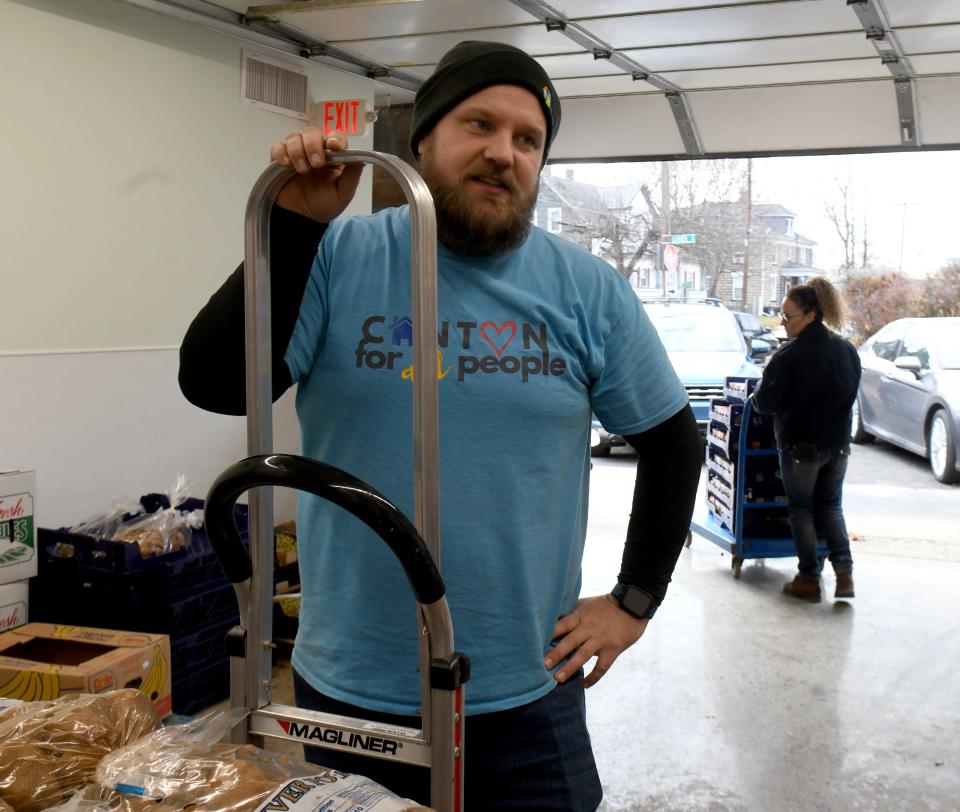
[
  {"xmin": 55, "ymin": 709, "xmax": 435, "ymax": 811},
  {"xmin": 113, "ymin": 475, "xmax": 203, "ymax": 558},
  {"xmin": 67, "ymin": 499, "xmax": 145, "ymax": 547},
  {"xmin": 0, "ymin": 689, "xmax": 161, "ymax": 812}
]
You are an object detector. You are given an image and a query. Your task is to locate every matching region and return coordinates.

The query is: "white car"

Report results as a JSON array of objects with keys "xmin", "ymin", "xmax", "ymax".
[{"xmin": 591, "ymin": 299, "xmax": 770, "ymax": 455}]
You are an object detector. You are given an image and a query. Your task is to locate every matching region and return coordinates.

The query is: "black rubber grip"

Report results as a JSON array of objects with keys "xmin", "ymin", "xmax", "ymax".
[{"xmin": 204, "ymin": 454, "xmax": 446, "ymax": 605}]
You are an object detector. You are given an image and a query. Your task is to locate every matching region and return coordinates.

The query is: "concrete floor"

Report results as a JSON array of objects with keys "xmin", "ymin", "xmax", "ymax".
[
  {"xmin": 213, "ymin": 453, "xmax": 960, "ymax": 812},
  {"xmin": 586, "ymin": 545, "xmax": 960, "ymax": 812}
]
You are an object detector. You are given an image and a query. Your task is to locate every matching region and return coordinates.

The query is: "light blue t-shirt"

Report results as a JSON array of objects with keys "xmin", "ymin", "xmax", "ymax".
[{"xmin": 284, "ymin": 205, "xmax": 687, "ymax": 715}]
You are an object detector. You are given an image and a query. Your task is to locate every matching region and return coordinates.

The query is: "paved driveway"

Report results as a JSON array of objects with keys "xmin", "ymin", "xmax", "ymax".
[{"xmin": 584, "ymin": 450, "xmax": 960, "ymax": 811}]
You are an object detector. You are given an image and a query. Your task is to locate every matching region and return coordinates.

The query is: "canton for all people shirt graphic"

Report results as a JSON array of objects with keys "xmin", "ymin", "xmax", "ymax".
[{"xmin": 353, "ymin": 314, "xmax": 568, "ymax": 382}]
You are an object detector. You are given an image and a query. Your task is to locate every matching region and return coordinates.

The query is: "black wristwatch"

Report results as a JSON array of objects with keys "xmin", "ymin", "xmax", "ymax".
[{"xmin": 611, "ymin": 583, "xmax": 657, "ymax": 620}]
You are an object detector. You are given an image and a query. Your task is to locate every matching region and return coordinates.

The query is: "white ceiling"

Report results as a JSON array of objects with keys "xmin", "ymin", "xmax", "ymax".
[{"xmin": 133, "ymin": 0, "xmax": 960, "ymax": 160}]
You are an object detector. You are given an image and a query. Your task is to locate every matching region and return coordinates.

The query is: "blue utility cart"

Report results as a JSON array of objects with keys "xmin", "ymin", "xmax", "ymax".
[{"xmin": 689, "ymin": 376, "xmax": 827, "ymax": 578}]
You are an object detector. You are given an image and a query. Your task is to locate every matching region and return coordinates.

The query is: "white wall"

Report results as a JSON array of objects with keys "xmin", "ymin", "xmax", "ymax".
[{"xmin": 0, "ymin": 0, "xmax": 374, "ymax": 526}]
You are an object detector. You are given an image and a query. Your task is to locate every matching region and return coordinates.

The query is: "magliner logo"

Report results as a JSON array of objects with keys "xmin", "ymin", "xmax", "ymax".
[{"xmin": 276, "ymin": 719, "xmax": 401, "ymax": 755}]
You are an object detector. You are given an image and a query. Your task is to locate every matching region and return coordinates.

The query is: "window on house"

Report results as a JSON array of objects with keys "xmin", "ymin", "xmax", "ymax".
[
  {"xmin": 547, "ymin": 207, "xmax": 562, "ymax": 233},
  {"xmin": 731, "ymin": 272, "xmax": 743, "ymax": 300},
  {"xmin": 531, "ymin": 209, "xmax": 538, "ymax": 227}
]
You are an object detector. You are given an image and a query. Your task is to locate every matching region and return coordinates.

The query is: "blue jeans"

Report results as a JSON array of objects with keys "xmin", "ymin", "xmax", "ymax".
[
  {"xmin": 293, "ymin": 669, "xmax": 602, "ymax": 811},
  {"xmin": 779, "ymin": 445, "xmax": 854, "ymax": 580}
]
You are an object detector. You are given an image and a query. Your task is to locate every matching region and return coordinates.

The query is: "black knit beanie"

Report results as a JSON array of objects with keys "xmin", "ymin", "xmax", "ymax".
[{"xmin": 409, "ymin": 40, "xmax": 561, "ymax": 166}]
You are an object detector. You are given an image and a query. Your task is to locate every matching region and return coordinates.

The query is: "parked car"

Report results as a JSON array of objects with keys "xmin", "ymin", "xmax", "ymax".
[
  {"xmin": 733, "ymin": 311, "xmax": 780, "ymax": 351},
  {"xmin": 591, "ymin": 299, "xmax": 771, "ymax": 456},
  {"xmin": 852, "ymin": 317, "xmax": 960, "ymax": 483}
]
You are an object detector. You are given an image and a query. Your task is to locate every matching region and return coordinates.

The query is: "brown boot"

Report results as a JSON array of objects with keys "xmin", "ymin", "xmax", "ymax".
[
  {"xmin": 783, "ymin": 574, "xmax": 822, "ymax": 602},
  {"xmin": 835, "ymin": 572, "xmax": 855, "ymax": 599}
]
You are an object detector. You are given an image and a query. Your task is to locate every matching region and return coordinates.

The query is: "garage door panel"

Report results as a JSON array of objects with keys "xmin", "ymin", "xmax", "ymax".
[
  {"xmin": 261, "ymin": 0, "xmax": 534, "ymax": 42},
  {"xmin": 917, "ymin": 76, "xmax": 960, "ymax": 145},
  {"xmin": 910, "ymin": 53, "xmax": 960, "ymax": 75},
  {"xmin": 623, "ymin": 32, "xmax": 876, "ymax": 74},
  {"xmin": 665, "ymin": 59, "xmax": 889, "ymax": 90},
  {"xmin": 549, "ymin": 94, "xmax": 686, "ymax": 159},
  {"xmin": 584, "ymin": 1, "xmax": 861, "ymax": 49},
  {"xmin": 886, "ymin": 0, "xmax": 960, "ymax": 27},
  {"xmin": 690, "ymin": 80, "xmax": 902, "ymax": 153},
  {"xmin": 554, "ymin": 74, "xmax": 658, "ymax": 96},
  {"xmin": 897, "ymin": 23, "xmax": 960, "ymax": 53},
  {"xmin": 552, "ymin": 0, "xmax": 764, "ymax": 14},
  {"xmin": 342, "ymin": 26, "xmax": 561, "ymax": 67},
  {"xmin": 538, "ymin": 52, "xmax": 630, "ymax": 79}
]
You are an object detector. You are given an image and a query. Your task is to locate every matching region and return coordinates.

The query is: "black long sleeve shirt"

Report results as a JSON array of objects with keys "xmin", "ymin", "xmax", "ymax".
[{"xmin": 751, "ymin": 319, "xmax": 862, "ymax": 450}]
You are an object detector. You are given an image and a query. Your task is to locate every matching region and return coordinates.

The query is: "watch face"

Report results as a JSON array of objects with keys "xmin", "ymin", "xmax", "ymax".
[{"xmin": 619, "ymin": 585, "xmax": 654, "ymax": 618}]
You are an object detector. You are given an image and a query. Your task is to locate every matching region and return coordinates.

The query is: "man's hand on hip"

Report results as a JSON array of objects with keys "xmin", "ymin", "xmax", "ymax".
[{"xmin": 545, "ymin": 595, "xmax": 648, "ymax": 688}]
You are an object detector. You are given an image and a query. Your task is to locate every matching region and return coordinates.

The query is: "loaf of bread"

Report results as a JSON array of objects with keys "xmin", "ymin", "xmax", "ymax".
[
  {"xmin": 88, "ymin": 727, "xmax": 436, "ymax": 811},
  {"xmin": 114, "ymin": 526, "xmax": 188, "ymax": 558},
  {"xmin": 0, "ymin": 690, "xmax": 160, "ymax": 812}
]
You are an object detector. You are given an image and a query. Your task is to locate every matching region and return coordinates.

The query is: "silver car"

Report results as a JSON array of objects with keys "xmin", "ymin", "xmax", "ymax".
[{"xmin": 852, "ymin": 317, "xmax": 960, "ymax": 483}]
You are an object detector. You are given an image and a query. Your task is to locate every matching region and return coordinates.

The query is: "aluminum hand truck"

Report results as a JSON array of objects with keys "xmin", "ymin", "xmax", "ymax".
[{"xmin": 203, "ymin": 150, "xmax": 468, "ymax": 812}]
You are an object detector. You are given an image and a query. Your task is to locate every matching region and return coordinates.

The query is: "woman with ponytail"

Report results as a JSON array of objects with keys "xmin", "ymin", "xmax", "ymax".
[{"xmin": 751, "ymin": 277, "xmax": 862, "ymax": 602}]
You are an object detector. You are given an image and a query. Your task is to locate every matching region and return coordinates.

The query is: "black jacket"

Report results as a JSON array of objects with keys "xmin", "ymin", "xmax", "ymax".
[{"xmin": 751, "ymin": 320, "xmax": 862, "ymax": 450}]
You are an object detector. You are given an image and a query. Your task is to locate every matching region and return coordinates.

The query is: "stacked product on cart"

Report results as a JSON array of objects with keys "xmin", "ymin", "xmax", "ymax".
[
  {"xmin": 29, "ymin": 495, "xmax": 248, "ymax": 715},
  {"xmin": 692, "ymin": 375, "xmax": 810, "ymax": 578},
  {"xmin": 705, "ymin": 394, "xmax": 744, "ymax": 534}
]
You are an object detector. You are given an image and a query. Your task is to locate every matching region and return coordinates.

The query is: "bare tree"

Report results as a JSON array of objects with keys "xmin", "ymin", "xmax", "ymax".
[
  {"xmin": 539, "ymin": 174, "xmax": 657, "ymax": 279},
  {"xmin": 668, "ymin": 159, "xmax": 749, "ymax": 296},
  {"xmin": 823, "ymin": 161, "xmax": 873, "ymax": 273},
  {"xmin": 594, "ymin": 184, "xmax": 657, "ymax": 279}
]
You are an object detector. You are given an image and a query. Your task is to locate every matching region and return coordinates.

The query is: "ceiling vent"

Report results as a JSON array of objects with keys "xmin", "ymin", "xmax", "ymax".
[{"xmin": 241, "ymin": 49, "xmax": 309, "ymax": 120}]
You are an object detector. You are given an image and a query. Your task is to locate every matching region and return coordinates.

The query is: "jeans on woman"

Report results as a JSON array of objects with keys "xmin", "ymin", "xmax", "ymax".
[
  {"xmin": 293, "ymin": 668, "xmax": 602, "ymax": 811},
  {"xmin": 778, "ymin": 445, "xmax": 854, "ymax": 581}
]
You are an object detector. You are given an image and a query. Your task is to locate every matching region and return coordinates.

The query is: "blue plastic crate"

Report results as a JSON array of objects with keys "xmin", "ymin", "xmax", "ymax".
[
  {"xmin": 171, "ymin": 658, "xmax": 230, "ymax": 716},
  {"xmin": 31, "ymin": 496, "xmax": 247, "ymax": 638},
  {"xmin": 170, "ymin": 615, "xmax": 236, "ymax": 675}
]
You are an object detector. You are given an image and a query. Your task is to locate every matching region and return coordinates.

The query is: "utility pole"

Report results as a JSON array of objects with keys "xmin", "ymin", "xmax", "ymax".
[
  {"xmin": 661, "ymin": 161, "xmax": 671, "ymax": 296},
  {"xmin": 740, "ymin": 158, "xmax": 752, "ymax": 311},
  {"xmin": 895, "ymin": 201, "xmax": 919, "ymax": 274}
]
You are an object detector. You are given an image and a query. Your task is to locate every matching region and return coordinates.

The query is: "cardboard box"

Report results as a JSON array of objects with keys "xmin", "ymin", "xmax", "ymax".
[
  {"xmin": 0, "ymin": 622, "xmax": 172, "ymax": 718},
  {"xmin": 0, "ymin": 580, "xmax": 28, "ymax": 632},
  {"xmin": 0, "ymin": 470, "xmax": 38, "ymax": 584}
]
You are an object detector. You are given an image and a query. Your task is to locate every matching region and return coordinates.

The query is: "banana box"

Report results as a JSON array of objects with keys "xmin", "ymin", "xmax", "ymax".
[{"xmin": 0, "ymin": 622, "xmax": 171, "ymax": 718}]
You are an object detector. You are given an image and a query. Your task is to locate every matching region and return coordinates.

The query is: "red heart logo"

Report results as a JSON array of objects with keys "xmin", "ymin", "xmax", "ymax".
[{"xmin": 480, "ymin": 321, "xmax": 517, "ymax": 358}]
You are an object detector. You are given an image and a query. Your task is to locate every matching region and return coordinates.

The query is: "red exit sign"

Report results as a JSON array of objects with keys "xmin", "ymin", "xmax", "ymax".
[{"xmin": 317, "ymin": 99, "xmax": 371, "ymax": 136}]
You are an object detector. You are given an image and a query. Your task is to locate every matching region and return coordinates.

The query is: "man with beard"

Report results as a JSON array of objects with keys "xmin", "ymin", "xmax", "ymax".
[{"xmin": 179, "ymin": 41, "xmax": 701, "ymax": 811}]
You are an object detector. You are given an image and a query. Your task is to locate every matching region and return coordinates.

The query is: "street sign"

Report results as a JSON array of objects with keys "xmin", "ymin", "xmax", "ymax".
[
  {"xmin": 663, "ymin": 244, "xmax": 679, "ymax": 272},
  {"xmin": 664, "ymin": 234, "xmax": 696, "ymax": 244}
]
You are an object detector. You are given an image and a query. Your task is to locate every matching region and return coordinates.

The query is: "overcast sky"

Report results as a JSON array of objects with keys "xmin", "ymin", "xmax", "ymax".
[{"xmin": 558, "ymin": 150, "xmax": 960, "ymax": 278}]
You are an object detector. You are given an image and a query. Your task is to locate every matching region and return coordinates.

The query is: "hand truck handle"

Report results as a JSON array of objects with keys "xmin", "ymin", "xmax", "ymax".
[
  {"xmin": 241, "ymin": 149, "xmax": 440, "ymax": 718},
  {"xmin": 204, "ymin": 453, "xmax": 445, "ymax": 606}
]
